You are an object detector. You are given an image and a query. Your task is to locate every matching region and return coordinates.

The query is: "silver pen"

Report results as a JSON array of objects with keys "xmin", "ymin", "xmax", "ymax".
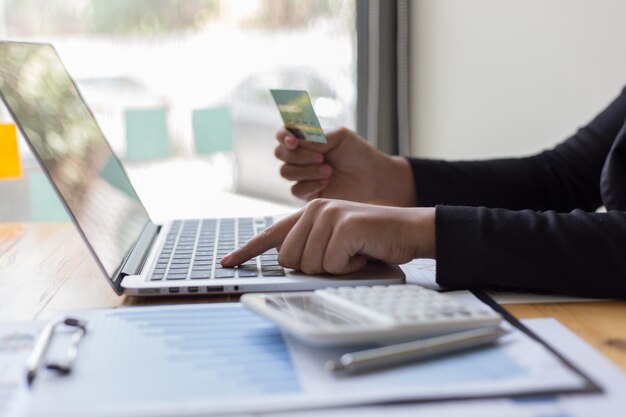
[
  {"xmin": 26, "ymin": 319, "xmax": 60, "ymax": 386},
  {"xmin": 325, "ymin": 327, "xmax": 507, "ymax": 374}
]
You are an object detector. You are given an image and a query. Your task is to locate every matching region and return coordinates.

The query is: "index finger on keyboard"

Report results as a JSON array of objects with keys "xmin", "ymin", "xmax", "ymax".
[{"xmin": 221, "ymin": 211, "xmax": 302, "ymax": 267}]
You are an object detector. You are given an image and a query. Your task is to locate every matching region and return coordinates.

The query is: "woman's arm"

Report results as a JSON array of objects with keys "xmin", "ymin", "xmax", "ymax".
[{"xmin": 435, "ymin": 206, "xmax": 626, "ymax": 298}]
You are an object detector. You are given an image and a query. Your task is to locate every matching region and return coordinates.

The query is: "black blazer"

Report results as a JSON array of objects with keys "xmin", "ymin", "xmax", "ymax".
[{"xmin": 408, "ymin": 87, "xmax": 626, "ymax": 297}]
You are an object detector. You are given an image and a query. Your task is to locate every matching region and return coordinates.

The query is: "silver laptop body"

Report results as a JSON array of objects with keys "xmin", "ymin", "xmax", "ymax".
[{"xmin": 0, "ymin": 41, "xmax": 404, "ymax": 296}]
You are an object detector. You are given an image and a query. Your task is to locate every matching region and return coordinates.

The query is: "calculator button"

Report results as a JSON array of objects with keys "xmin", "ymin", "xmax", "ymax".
[{"xmin": 313, "ymin": 284, "xmax": 502, "ymax": 332}]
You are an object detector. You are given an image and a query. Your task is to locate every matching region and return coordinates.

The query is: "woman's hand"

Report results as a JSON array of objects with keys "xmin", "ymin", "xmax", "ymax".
[
  {"xmin": 275, "ymin": 127, "xmax": 417, "ymax": 206},
  {"xmin": 221, "ymin": 199, "xmax": 435, "ymax": 274}
]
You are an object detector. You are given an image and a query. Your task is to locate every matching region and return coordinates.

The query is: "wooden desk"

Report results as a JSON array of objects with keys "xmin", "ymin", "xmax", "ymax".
[{"xmin": 2, "ymin": 223, "xmax": 626, "ymax": 372}]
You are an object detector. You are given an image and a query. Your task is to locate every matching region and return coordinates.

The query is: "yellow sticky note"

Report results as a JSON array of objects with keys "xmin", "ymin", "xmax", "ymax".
[{"xmin": 0, "ymin": 124, "xmax": 22, "ymax": 179}]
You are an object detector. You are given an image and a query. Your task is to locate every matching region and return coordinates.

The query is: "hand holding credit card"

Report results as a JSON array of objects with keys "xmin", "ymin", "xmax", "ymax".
[{"xmin": 270, "ymin": 89, "xmax": 327, "ymax": 144}]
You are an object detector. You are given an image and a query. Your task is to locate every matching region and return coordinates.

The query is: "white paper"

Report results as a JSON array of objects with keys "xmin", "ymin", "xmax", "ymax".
[
  {"xmin": 24, "ymin": 301, "xmax": 588, "ymax": 417},
  {"xmin": 401, "ymin": 259, "xmax": 603, "ymax": 305},
  {"xmin": 400, "ymin": 258, "xmax": 439, "ymax": 289},
  {"xmin": 284, "ymin": 291, "xmax": 587, "ymax": 404},
  {"xmin": 528, "ymin": 318, "xmax": 626, "ymax": 416},
  {"xmin": 264, "ymin": 318, "xmax": 626, "ymax": 417},
  {"xmin": 485, "ymin": 291, "xmax": 605, "ymax": 305}
]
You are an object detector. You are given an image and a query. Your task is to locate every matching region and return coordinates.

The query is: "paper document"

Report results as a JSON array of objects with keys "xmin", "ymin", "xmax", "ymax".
[
  {"xmin": 400, "ymin": 258, "xmax": 439, "ymax": 290},
  {"xmin": 25, "ymin": 301, "xmax": 593, "ymax": 417},
  {"xmin": 264, "ymin": 318, "xmax": 626, "ymax": 417},
  {"xmin": 484, "ymin": 291, "xmax": 605, "ymax": 305},
  {"xmin": 401, "ymin": 259, "xmax": 603, "ymax": 304}
]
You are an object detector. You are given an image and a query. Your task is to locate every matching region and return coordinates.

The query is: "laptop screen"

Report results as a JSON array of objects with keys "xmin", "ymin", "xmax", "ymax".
[{"xmin": 0, "ymin": 42, "xmax": 151, "ymax": 278}]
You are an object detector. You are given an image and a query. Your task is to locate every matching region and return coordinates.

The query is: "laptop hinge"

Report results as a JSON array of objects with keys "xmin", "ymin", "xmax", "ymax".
[{"xmin": 117, "ymin": 222, "xmax": 161, "ymax": 282}]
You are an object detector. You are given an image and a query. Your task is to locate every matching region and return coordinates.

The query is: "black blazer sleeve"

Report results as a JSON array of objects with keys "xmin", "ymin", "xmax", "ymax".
[{"xmin": 407, "ymin": 87, "xmax": 626, "ymax": 297}]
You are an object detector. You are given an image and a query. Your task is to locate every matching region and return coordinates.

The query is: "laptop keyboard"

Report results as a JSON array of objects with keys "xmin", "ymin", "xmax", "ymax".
[{"xmin": 148, "ymin": 218, "xmax": 284, "ymax": 281}]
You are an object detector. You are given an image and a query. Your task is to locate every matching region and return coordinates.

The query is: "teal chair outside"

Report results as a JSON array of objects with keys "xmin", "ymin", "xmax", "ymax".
[
  {"xmin": 99, "ymin": 156, "xmax": 137, "ymax": 198},
  {"xmin": 192, "ymin": 107, "xmax": 234, "ymax": 154},
  {"xmin": 124, "ymin": 108, "xmax": 171, "ymax": 161},
  {"xmin": 29, "ymin": 171, "xmax": 69, "ymax": 222}
]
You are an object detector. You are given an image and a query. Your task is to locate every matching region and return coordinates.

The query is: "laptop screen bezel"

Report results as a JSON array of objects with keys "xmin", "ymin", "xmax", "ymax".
[{"xmin": 0, "ymin": 41, "xmax": 155, "ymax": 295}]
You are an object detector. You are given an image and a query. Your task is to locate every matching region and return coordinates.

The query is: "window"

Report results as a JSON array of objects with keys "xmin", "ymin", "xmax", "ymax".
[{"xmin": 0, "ymin": 0, "xmax": 357, "ymax": 219}]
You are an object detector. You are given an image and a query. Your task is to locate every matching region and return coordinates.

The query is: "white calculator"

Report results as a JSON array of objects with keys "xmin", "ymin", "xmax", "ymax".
[{"xmin": 241, "ymin": 285, "xmax": 503, "ymax": 346}]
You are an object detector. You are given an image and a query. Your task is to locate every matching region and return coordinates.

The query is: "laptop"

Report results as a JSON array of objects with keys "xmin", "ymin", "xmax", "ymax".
[{"xmin": 0, "ymin": 41, "xmax": 404, "ymax": 296}]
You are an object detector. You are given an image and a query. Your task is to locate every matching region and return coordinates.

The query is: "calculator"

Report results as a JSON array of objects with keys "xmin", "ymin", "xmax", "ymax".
[{"xmin": 241, "ymin": 285, "xmax": 503, "ymax": 346}]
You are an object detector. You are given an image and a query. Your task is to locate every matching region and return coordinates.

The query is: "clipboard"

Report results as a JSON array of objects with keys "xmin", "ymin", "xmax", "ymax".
[{"xmin": 24, "ymin": 296, "xmax": 601, "ymax": 417}]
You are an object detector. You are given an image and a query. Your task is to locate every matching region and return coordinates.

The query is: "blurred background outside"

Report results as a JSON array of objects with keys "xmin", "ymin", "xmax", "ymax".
[
  {"xmin": 0, "ymin": 0, "xmax": 357, "ymax": 222},
  {"xmin": 3, "ymin": 0, "xmax": 626, "ymax": 224}
]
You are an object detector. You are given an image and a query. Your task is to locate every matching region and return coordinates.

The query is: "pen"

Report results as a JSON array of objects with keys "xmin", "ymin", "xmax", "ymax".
[
  {"xmin": 325, "ymin": 327, "xmax": 507, "ymax": 374},
  {"xmin": 26, "ymin": 319, "xmax": 59, "ymax": 386}
]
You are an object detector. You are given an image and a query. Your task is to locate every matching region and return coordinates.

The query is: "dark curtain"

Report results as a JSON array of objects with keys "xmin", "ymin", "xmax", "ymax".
[{"xmin": 357, "ymin": 0, "xmax": 411, "ymax": 156}]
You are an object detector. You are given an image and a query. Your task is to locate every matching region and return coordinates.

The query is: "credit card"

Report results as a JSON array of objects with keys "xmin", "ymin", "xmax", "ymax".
[{"xmin": 270, "ymin": 89, "xmax": 327, "ymax": 144}]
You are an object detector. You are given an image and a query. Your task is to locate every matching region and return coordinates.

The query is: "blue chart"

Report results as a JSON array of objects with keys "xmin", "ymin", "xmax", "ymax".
[
  {"xmin": 112, "ymin": 305, "xmax": 300, "ymax": 395},
  {"xmin": 37, "ymin": 304, "xmax": 301, "ymax": 409}
]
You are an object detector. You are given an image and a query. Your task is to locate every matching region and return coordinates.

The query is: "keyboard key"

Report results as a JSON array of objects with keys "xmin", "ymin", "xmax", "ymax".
[
  {"xmin": 195, "ymin": 249, "xmax": 212, "ymax": 254},
  {"xmin": 190, "ymin": 271, "xmax": 210, "ymax": 279},
  {"xmin": 261, "ymin": 265, "xmax": 284, "ymax": 272},
  {"xmin": 150, "ymin": 274, "xmax": 164, "ymax": 281},
  {"xmin": 237, "ymin": 264, "xmax": 258, "ymax": 276},
  {"xmin": 192, "ymin": 266, "xmax": 211, "ymax": 272},
  {"xmin": 166, "ymin": 273, "xmax": 188, "ymax": 280},
  {"xmin": 214, "ymin": 269, "xmax": 235, "ymax": 278},
  {"xmin": 237, "ymin": 269, "xmax": 258, "ymax": 277},
  {"xmin": 261, "ymin": 270, "xmax": 285, "ymax": 277},
  {"xmin": 194, "ymin": 257, "xmax": 213, "ymax": 262}
]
